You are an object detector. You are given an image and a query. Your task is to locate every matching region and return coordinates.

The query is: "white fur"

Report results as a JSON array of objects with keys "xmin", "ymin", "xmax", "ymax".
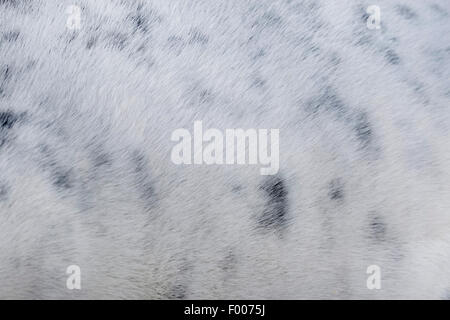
[{"xmin": 0, "ymin": 0, "xmax": 449, "ymax": 299}]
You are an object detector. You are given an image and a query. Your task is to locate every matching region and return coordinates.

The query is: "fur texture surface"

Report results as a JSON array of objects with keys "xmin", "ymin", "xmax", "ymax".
[{"xmin": 0, "ymin": 0, "xmax": 450, "ymax": 299}]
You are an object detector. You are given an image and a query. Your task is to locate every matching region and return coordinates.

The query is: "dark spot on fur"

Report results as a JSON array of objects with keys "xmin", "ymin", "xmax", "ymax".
[
  {"xmin": 361, "ymin": 11, "xmax": 370, "ymax": 23},
  {"xmin": 38, "ymin": 145, "xmax": 75, "ymax": 190},
  {"xmin": 167, "ymin": 283, "xmax": 187, "ymax": 299},
  {"xmin": 1, "ymin": 65, "xmax": 11, "ymax": 82},
  {"xmin": 329, "ymin": 178, "xmax": 344, "ymax": 200},
  {"xmin": 220, "ymin": 250, "xmax": 237, "ymax": 274},
  {"xmin": 128, "ymin": 5, "xmax": 161, "ymax": 34},
  {"xmin": 369, "ymin": 214, "xmax": 386, "ymax": 241},
  {"xmin": 252, "ymin": 77, "xmax": 266, "ymax": 88},
  {"xmin": 132, "ymin": 151, "xmax": 155, "ymax": 204},
  {"xmin": 129, "ymin": 12, "xmax": 149, "ymax": 33},
  {"xmin": 186, "ymin": 83, "xmax": 215, "ymax": 106},
  {"xmin": 164, "ymin": 259, "xmax": 191, "ymax": 299},
  {"xmin": 199, "ymin": 89, "xmax": 212, "ymax": 104},
  {"xmin": 93, "ymin": 152, "xmax": 111, "ymax": 168},
  {"xmin": 188, "ymin": 28, "xmax": 209, "ymax": 45},
  {"xmin": 0, "ymin": 67, "xmax": 9, "ymax": 96},
  {"xmin": 329, "ymin": 53, "xmax": 341, "ymax": 67},
  {"xmin": 259, "ymin": 175, "xmax": 289, "ymax": 231},
  {"xmin": 232, "ymin": 184, "xmax": 242, "ymax": 193},
  {"xmin": 53, "ymin": 170, "xmax": 73, "ymax": 189},
  {"xmin": 86, "ymin": 37, "xmax": 97, "ymax": 49},
  {"xmin": 0, "ymin": 184, "xmax": 9, "ymax": 201},
  {"xmin": 0, "ymin": 111, "xmax": 18, "ymax": 129},
  {"xmin": 306, "ymin": 87, "xmax": 347, "ymax": 117},
  {"xmin": 66, "ymin": 32, "xmax": 78, "ymax": 44},
  {"xmin": 0, "ymin": 65, "xmax": 13, "ymax": 96},
  {"xmin": 354, "ymin": 112, "xmax": 373, "ymax": 148},
  {"xmin": 396, "ymin": 5, "xmax": 417, "ymax": 20},
  {"xmin": 385, "ymin": 49, "xmax": 400, "ymax": 65},
  {"xmin": 0, "ymin": 111, "xmax": 23, "ymax": 147},
  {"xmin": 106, "ymin": 32, "xmax": 128, "ymax": 51},
  {"xmin": 253, "ymin": 48, "xmax": 265, "ymax": 60},
  {"xmin": 166, "ymin": 35, "xmax": 185, "ymax": 55},
  {"xmin": 354, "ymin": 29, "xmax": 372, "ymax": 47},
  {"xmin": 0, "ymin": 0, "xmax": 19, "ymax": 7},
  {"xmin": 1, "ymin": 30, "xmax": 19, "ymax": 42},
  {"xmin": 253, "ymin": 11, "xmax": 282, "ymax": 29}
]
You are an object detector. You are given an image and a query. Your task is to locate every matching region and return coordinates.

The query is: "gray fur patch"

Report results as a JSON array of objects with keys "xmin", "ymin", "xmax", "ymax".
[{"xmin": 258, "ymin": 175, "xmax": 289, "ymax": 232}]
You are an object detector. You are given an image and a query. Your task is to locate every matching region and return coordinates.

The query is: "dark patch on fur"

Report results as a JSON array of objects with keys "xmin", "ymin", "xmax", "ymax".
[
  {"xmin": 0, "ymin": 110, "xmax": 19, "ymax": 129},
  {"xmin": 369, "ymin": 214, "xmax": 386, "ymax": 241},
  {"xmin": 354, "ymin": 32, "xmax": 372, "ymax": 47},
  {"xmin": 186, "ymin": 83, "xmax": 214, "ymax": 106},
  {"xmin": 361, "ymin": 11, "xmax": 370, "ymax": 24},
  {"xmin": 0, "ymin": 64, "xmax": 12, "ymax": 96},
  {"xmin": 106, "ymin": 32, "xmax": 128, "ymax": 51},
  {"xmin": 0, "ymin": 110, "xmax": 23, "ymax": 147},
  {"xmin": 253, "ymin": 11, "xmax": 282, "ymax": 29},
  {"xmin": 329, "ymin": 52, "xmax": 342, "ymax": 68},
  {"xmin": 198, "ymin": 89, "xmax": 212, "ymax": 104},
  {"xmin": 259, "ymin": 175, "xmax": 289, "ymax": 231},
  {"xmin": 86, "ymin": 37, "xmax": 97, "ymax": 50},
  {"xmin": 252, "ymin": 77, "xmax": 266, "ymax": 88},
  {"xmin": 164, "ymin": 259, "xmax": 192, "ymax": 299},
  {"xmin": 306, "ymin": 87, "xmax": 347, "ymax": 117},
  {"xmin": 132, "ymin": 150, "xmax": 155, "ymax": 205},
  {"xmin": 385, "ymin": 49, "xmax": 400, "ymax": 65},
  {"xmin": 1, "ymin": 30, "xmax": 20, "ymax": 43},
  {"xmin": 220, "ymin": 249, "xmax": 237, "ymax": 274},
  {"xmin": 188, "ymin": 28, "xmax": 209, "ymax": 45},
  {"xmin": 128, "ymin": 5, "xmax": 161, "ymax": 34},
  {"xmin": 396, "ymin": 5, "xmax": 417, "ymax": 20},
  {"xmin": 231, "ymin": 184, "xmax": 242, "ymax": 193},
  {"xmin": 166, "ymin": 283, "xmax": 187, "ymax": 299},
  {"xmin": 129, "ymin": 12, "xmax": 149, "ymax": 33},
  {"xmin": 93, "ymin": 152, "xmax": 111, "ymax": 168},
  {"xmin": 38, "ymin": 145, "xmax": 75, "ymax": 191},
  {"xmin": 53, "ymin": 170, "xmax": 73, "ymax": 189},
  {"xmin": 328, "ymin": 178, "xmax": 344, "ymax": 200},
  {"xmin": 0, "ymin": 0, "xmax": 19, "ymax": 7},
  {"xmin": 166, "ymin": 35, "xmax": 186, "ymax": 56},
  {"xmin": 0, "ymin": 184, "xmax": 9, "ymax": 201},
  {"xmin": 1, "ymin": 64, "xmax": 11, "ymax": 81},
  {"xmin": 354, "ymin": 112, "xmax": 373, "ymax": 148},
  {"xmin": 256, "ymin": 48, "xmax": 266, "ymax": 56}
]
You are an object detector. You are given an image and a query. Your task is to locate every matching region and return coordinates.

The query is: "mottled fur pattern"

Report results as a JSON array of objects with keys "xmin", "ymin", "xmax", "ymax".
[{"xmin": 0, "ymin": 0, "xmax": 450, "ymax": 299}]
